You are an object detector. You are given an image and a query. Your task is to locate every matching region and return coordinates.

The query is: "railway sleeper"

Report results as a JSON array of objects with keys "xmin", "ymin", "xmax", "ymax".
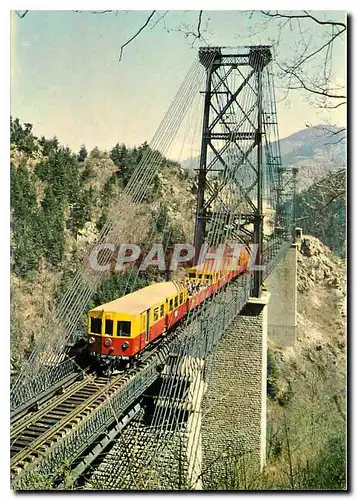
[
  {"xmin": 20, "ymin": 430, "xmax": 43, "ymax": 440},
  {"xmin": 66, "ymin": 396, "xmax": 89, "ymax": 403},
  {"xmin": 40, "ymin": 417, "xmax": 61, "ymax": 425},
  {"xmin": 57, "ymin": 399, "xmax": 78, "ymax": 406},
  {"xmin": 55, "ymin": 405, "xmax": 74, "ymax": 413},
  {"xmin": 65, "ymin": 397, "xmax": 86, "ymax": 404},
  {"xmin": 76, "ymin": 390, "xmax": 96, "ymax": 398},
  {"xmin": 11, "ymin": 438, "xmax": 33, "ymax": 448},
  {"xmin": 49, "ymin": 410, "xmax": 70, "ymax": 417},
  {"xmin": 31, "ymin": 422, "xmax": 52, "ymax": 430}
]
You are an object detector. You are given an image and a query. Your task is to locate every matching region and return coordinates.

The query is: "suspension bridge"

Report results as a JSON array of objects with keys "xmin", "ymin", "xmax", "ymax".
[{"xmin": 10, "ymin": 46, "xmax": 298, "ymax": 490}]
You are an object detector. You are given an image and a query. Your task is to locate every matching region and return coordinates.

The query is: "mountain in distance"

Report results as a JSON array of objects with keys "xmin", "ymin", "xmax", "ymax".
[
  {"xmin": 279, "ymin": 125, "xmax": 346, "ymax": 191},
  {"xmin": 181, "ymin": 125, "xmax": 346, "ymax": 192}
]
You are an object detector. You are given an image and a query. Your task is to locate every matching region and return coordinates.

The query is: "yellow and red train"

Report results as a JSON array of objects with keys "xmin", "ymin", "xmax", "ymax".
[{"xmin": 87, "ymin": 249, "xmax": 250, "ymax": 373}]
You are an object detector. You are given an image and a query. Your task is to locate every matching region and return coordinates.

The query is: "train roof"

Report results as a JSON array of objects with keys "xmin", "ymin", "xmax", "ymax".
[{"xmin": 89, "ymin": 281, "xmax": 185, "ymax": 316}]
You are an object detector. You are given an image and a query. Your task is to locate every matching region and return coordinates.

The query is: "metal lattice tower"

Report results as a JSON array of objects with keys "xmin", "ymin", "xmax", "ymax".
[{"xmin": 193, "ymin": 46, "xmax": 287, "ymax": 297}]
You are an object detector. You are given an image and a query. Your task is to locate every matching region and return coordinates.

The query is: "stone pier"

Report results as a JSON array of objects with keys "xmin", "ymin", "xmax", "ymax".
[{"xmin": 201, "ymin": 292, "xmax": 270, "ymax": 488}]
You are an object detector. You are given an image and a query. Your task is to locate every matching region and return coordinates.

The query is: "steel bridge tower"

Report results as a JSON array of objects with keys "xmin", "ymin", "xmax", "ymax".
[{"xmin": 194, "ymin": 46, "xmax": 283, "ymax": 297}]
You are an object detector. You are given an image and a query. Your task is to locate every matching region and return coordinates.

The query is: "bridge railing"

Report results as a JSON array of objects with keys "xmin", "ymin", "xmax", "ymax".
[
  {"xmin": 12, "ymin": 235, "xmax": 296, "ymax": 486},
  {"xmin": 13, "ymin": 275, "xmax": 254, "ymax": 487},
  {"xmin": 12, "ymin": 346, "xmax": 171, "ymax": 488},
  {"xmin": 10, "ymin": 357, "xmax": 76, "ymax": 416}
]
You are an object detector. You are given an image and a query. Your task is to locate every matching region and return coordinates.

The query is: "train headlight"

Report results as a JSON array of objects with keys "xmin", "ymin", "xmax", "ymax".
[
  {"xmin": 122, "ymin": 341, "xmax": 129, "ymax": 351},
  {"xmin": 89, "ymin": 337, "xmax": 95, "ymax": 344},
  {"xmin": 104, "ymin": 338, "xmax": 112, "ymax": 347}
]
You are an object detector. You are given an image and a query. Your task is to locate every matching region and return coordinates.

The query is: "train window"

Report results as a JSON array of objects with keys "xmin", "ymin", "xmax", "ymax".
[
  {"xmin": 105, "ymin": 319, "xmax": 113, "ymax": 336},
  {"xmin": 179, "ymin": 292, "xmax": 184, "ymax": 304},
  {"xmin": 198, "ymin": 274, "xmax": 203, "ymax": 279},
  {"xmin": 189, "ymin": 272, "xmax": 196, "ymax": 278},
  {"xmin": 205, "ymin": 274, "xmax": 210, "ymax": 280},
  {"xmin": 169, "ymin": 299, "xmax": 173, "ymax": 311},
  {"xmin": 117, "ymin": 321, "xmax": 131, "ymax": 337},
  {"xmin": 160, "ymin": 304, "xmax": 164, "ymax": 317},
  {"xmin": 154, "ymin": 308, "xmax": 159, "ymax": 322},
  {"xmin": 90, "ymin": 317, "xmax": 102, "ymax": 334},
  {"xmin": 174, "ymin": 296, "xmax": 178, "ymax": 308}
]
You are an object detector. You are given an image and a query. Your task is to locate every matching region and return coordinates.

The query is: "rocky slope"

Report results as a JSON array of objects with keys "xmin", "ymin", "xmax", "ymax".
[
  {"xmin": 10, "ymin": 130, "xmax": 197, "ymax": 372},
  {"xmin": 266, "ymin": 235, "xmax": 346, "ymax": 489}
]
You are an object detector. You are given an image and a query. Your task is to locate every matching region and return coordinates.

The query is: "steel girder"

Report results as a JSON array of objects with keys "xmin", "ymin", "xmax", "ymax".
[{"xmin": 194, "ymin": 46, "xmax": 272, "ymax": 296}]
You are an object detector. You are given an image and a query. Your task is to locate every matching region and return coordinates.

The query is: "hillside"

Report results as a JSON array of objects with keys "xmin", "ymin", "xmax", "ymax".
[
  {"xmin": 82, "ymin": 234, "xmax": 347, "ymax": 490},
  {"xmin": 10, "ymin": 118, "xmax": 347, "ymax": 367},
  {"xmin": 10, "ymin": 118, "xmax": 196, "ymax": 371},
  {"xmin": 181, "ymin": 125, "xmax": 346, "ymax": 192},
  {"xmin": 183, "ymin": 125, "xmax": 346, "ymax": 258},
  {"xmin": 265, "ymin": 235, "xmax": 346, "ymax": 489},
  {"xmin": 295, "ymin": 168, "xmax": 346, "ymax": 258},
  {"xmin": 10, "ymin": 118, "xmax": 346, "ymax": 490},
  {"xmin": 279, "ymin": 125, "xmax": 346, "ymax": 191}
]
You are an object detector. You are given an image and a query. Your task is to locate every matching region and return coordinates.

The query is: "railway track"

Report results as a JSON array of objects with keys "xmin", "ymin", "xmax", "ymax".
[
  {"xmin": 10, "ymin": 371, "xmax": 131, "ymax": 477},
  {"xmin": 11, "ymin": 374, "xmax": 108, "ymax": 460},
  {"xmin": 11, "ymin": 281, "xmax": 243, "ymax": 487},
  {"xmin": 10, "ymin": 343, "xmax": 167, "ymax": 482}
]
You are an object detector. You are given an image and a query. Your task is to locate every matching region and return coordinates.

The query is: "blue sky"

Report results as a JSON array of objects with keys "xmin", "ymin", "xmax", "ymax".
[{"xmin": 11, "ymin": 10, "xmax": 346, "ymax": 158}]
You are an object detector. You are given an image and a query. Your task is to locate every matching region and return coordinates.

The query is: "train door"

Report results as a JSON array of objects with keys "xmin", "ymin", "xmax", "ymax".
[{"xmin": 145, "ymin": 309, "xmax": 150, "ymax": 343}]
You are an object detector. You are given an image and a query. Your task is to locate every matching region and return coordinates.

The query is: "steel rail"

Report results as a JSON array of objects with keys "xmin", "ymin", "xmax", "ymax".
[
  {"xmin": 11, "ymin": 368, "xmax": 81, "ymax": 424},
  {"xmin": 11, "ymin": 330, "xmax": 180, "ymax": 486},
  {"xmin": 11, "ymin": 373, "xmax": 104, "ymax": 451},
  {"xmin": 11, "ymin": 374, "xmax": 124, "ymax": 472},
  {"xmin": 11, "ymin": 271, "xmax": 233, "ymax": 487},
  {"xmin": 11, "ymin": 238, "xmax": 292, "ymax": 489}
]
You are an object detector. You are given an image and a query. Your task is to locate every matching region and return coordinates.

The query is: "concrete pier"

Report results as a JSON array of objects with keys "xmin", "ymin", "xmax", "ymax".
[
  {"xmin": 201, "ymin": 292, "xmax": 270, "ymax": 488},
  {"xmin": 265, "ymin": 244, "xmax": 297, "ymax": 347}
]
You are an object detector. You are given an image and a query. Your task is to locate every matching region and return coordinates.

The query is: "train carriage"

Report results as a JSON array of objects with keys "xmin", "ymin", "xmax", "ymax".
[
  {"xmin": 86, "ymin": 246, "xmax": 251, "ymax": 373},
  {"xmin": 88, "ymin": 281, "xmax": 187, "ymax": 370}
]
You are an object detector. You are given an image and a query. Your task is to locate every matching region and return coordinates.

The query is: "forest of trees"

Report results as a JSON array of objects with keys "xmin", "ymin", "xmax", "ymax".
[
  {"xmin": 11, "ymin": 116, "xmax": 346, "ymax": 281},
  {"xmin": 10, "ymin": 117, "xmax": 188, "ymax": 305}
]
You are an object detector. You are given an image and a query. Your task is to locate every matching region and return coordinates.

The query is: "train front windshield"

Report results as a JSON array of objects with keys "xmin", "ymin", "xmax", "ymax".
[{"xmin": 90, "ymin": 317, "xmax": 102, "ymax": 334}]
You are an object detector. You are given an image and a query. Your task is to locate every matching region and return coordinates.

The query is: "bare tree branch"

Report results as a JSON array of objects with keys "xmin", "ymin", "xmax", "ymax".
[
  {"xmin": 15, "ymin": 10, "xmax": 29, "ymax": 19},
  {"xmin": 74, "ymin": 10, "xmax": 113, "ymax": 14},
  {"xmin": 318, "ymin": 126, "xmax": 346, "ymax": 137},
  {"xmin": 261, "ymin": 10, "xmax": 346, "ymax": 30},
  {"xmin": 259, "ymin": 9, "xmax": 346, "ymax": 130},
  {"xmin": 119, "ymin": 11, "xmax": 156, "ymax": 62},
  {"xmin": 197, "ymin": 10, "xmax": 203, "ymax": 38},
  {"xmin": 151, "ymin": 11, "xmax": 169, "ymax": 30},
  {"xmin": 324, "ymin": 136, "xmax": 346, "ymax": 146},
  {"xmin": 318, "ymin": 101, "xmax": 346, "ymax": 110},
  {"xmin": 297, "ymin": 168, "xmax": 346, "ymax": 222},
  {"xmin": 286, "ymin": 27, "xmax": 345, "ymax": 75},
  {"xmin": 302, "ymin": 10, "xmax": 346, "ymax": 29},
  {"xmin": 286, "ymin": 71, "xmax": 346, "ymax": 99},
  {"xmin": 174, "ymin": 11, "xmax": 211, "ymax": 47}
]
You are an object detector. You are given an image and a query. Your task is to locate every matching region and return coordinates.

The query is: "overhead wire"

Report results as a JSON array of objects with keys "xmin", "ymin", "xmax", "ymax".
[
  {"xmin": 135, "ymin": 51, "xmax": 263, "ymax": 483},
  {"xmin": 12, "ymin": 52, "xmax": 216, "ymax": 395}
]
